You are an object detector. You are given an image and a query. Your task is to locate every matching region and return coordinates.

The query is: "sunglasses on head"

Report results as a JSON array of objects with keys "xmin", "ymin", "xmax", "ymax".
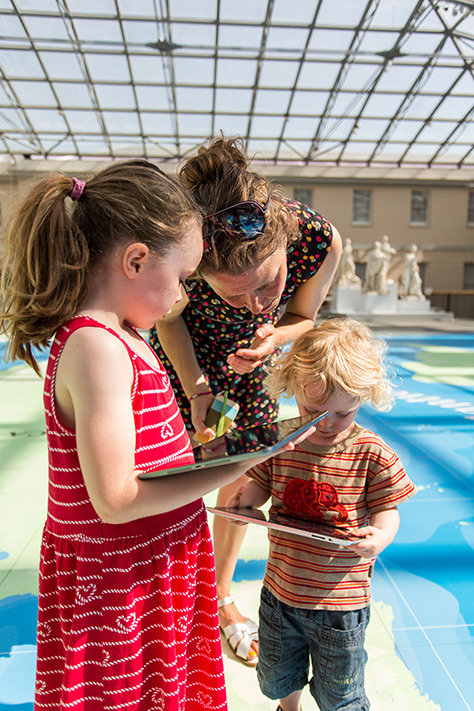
[{"xmin": 202, "ymin": 195, "xmax": 271, "ymax": 244}]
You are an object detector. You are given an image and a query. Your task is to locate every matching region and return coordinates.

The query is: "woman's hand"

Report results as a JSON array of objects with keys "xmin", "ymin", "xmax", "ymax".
[{"xmin": 227, "ymin": 324, "xmax": 280, "ymax": 374}]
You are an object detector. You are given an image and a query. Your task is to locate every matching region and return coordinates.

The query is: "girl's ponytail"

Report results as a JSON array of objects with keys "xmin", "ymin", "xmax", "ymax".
[{"xmin": 0, "ymin": 175, "xmax": 90, "ymax": 374}]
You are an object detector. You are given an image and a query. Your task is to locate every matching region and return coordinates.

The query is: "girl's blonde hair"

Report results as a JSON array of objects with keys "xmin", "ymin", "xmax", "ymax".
[
  {"xmin": 0, "ymin": 159, "xmax": 201, "ymax": 375},
  {"xmin": 265, "ymin": 317, "xmax": 393, "ymax": 411},
  {"xmin": 178, "ymin": 135, "xmax": 299, "ymax": 276}
]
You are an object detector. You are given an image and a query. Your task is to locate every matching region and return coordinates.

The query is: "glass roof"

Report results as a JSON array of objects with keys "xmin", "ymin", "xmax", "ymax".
[{"xmin": 0, "ymin": 0, "xmax": 473, "ymax": 173}]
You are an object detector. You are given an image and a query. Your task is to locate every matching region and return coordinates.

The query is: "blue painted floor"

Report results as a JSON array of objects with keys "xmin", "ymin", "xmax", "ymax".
[{"xmin": 1, "ymin": 326, "xmax": 473, "ymax": 709}]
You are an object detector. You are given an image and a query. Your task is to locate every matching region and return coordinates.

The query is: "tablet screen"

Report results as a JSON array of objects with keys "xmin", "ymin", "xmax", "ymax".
[
  {"xmin": 192, "ymin": 413, "xmax": 326, "ymax": 462},
  {"xmin": 137, "ymin": 412, "xmax": 327, "ymax": 479}
]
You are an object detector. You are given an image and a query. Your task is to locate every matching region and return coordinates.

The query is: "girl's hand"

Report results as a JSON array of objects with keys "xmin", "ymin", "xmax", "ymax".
[
  {"xmin": 224, "ymin": 485, "xmax": 249, "ymax": 526},
  {"xmin": 189, "ymin": 392, "xmax": 215, "ymax": 441},
  {"xmin": 349, "ymin": 525, "xmax": 393, "ymax": 559},
  {"xmin": 227, "ymin": 324, "xmax": 280, "ymax": 374},
  {"xmin": 226, "ymin": 485, "xmax": 246, "ymax": 508}
]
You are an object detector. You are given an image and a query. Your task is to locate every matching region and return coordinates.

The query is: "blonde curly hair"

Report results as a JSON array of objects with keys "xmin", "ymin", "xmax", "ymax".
[{"xmin": 265, "ymin": 317, "xmax": 393, "ymax": 411}]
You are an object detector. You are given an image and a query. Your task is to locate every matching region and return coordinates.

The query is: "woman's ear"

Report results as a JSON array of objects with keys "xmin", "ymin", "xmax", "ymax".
[{"xmin": 123, "ymin": 243, "xmax": 149, "ymax": 279}]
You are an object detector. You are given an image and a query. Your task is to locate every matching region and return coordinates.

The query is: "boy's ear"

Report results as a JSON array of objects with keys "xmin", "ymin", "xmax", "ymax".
[{"xmin": 123, "ymin": 243, "xmax": 149, "ymax": 278}]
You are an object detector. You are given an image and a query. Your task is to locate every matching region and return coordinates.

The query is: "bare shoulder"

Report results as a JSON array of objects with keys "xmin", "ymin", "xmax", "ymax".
[{"xmin": 58, "ymin": 326, "xmax": 133, "ymax": 391}]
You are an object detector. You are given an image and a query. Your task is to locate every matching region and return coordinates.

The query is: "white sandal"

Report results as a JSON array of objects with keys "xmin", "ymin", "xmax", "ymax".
[{"xmin": 218, "ymin": 595, "xmax": 258, "ymax": 667}]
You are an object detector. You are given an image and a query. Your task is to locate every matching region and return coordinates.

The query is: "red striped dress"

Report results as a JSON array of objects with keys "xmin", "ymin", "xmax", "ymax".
[{"xmin": 35, "ymin": 315, "xmax": 227, "ymax": 711}]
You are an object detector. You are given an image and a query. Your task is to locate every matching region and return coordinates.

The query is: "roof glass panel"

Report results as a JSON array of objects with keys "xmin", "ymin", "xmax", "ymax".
[
  {"xmin": 62, "ymin": 109, "xmax": 102, "ymax": 133},
  {"xmin": 21, "ymin": 15, "xmax": 70, "ymax": 41},
  {"xmin": 39, "ymin": 51, "xmax": 84, "ymax": 80},
  {"xmin": 216, "ymin": 57, "xmax": 257, "ymax": 86},
  {"xmin": 170, "ymin": 0, "xmax": 217, "ymax": 21},
  {"xmin": 25, "ymin": 108, "xmax": 65, "ymax": 131},
  {"xmin": 254, "ymin": 88, "xmax": 291, "ymax": 115},
  {"xmin": 176, "ymin": 86, "xmax": 213, "ymax": 111},
  {"xmin": 173, "ymin": 56, "xmax": 215, "ymax": 84},
  {"xmin": 122, "ymin": 20, "xmax": 160, "ymax": 45},
  {"xmin": 0, "ymin": 0, "xmax": 470, "ymax": 174},
  {"xmin": 129, "ymin": 55, "xmax": 167, "ymax": 83},
  {"xmin": 11, "ymin": 80, "xmax": 56, "ymax": 107},
  {"xmin": 117, "ymin": 0, "xmax": 156, "ymax": 16},
  {"xmin": 84, "ymin": 53, "xmax": 131, "ymax": 82},
  {"xmin": 259, "ymin": 59, "xmax": 299, "ymax": 88},
  {"xmin": 215, "ymin": 88, "xmax": 254, "ymax": 113},
  {"xmin": 290, "ymin": 90, "xmax": 330, "ymax": 116},
  {"xmin": 95, "ymin": 84, "xmax": 136, "ymax": 109},
  {"xmin": 214, "ymin": 114, "xmax": 249, "ymax": 135},
  {"xmin": 53, "ymin": 82, "xmax": 95, "ymax": 109},
  {"xmin": 0, "ymin": 48, "xmax": 45, "ymax": 78},
  {"xmin": 178, "ymin": 112, "xmax": 213, "ymax": 136},
  {"xmin": 297, "ymin": 61, "xmax": 341, "ymax": 90},
  {"xmin": 218, "ymin": 24, "xmax": 263, "ymax": 49},
  {"xmin": 219, "ymin": 0, "xmax": 267, "ymax": 23},
  {"xmin": 136, "ymin": 85, "xmax": 171, "ymax": 111},
  {"xmin": 317, "ymin": 0, "xmax": 366, "ymax": 27}
]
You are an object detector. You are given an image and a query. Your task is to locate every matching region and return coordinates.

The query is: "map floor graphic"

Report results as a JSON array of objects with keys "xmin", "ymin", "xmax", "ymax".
[{"xmin": 1, "ymin": 328, "xmax": 473, "ymax": 710}]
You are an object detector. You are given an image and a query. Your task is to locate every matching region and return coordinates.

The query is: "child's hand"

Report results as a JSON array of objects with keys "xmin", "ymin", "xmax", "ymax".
[
  {"xmin": 224, "ymin": 486, "xmax": 248, "ymax": 526},
  {"xmin": 189, "ymin": 392, "xmax": 215, "ymax": 442},
  {"xmin": 226, "ymin": 485, "xmax": 245, "ymax": 508},
  {"xmin": 349, "ymin": 525, "xmax": 393, "ymax": 559}
]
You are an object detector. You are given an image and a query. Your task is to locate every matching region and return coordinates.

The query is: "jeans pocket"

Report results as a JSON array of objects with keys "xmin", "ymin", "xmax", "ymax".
[
  {"xmin": 259, "ymin": 587, "xmax": 283, "ymax": 666},
  {"xmin": 316, "ymin": 607, "xmax": 369, "ymax": 698}
]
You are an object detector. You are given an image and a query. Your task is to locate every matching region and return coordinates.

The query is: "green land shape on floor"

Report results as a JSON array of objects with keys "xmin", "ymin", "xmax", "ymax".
[{"xmin": 401, "ymin": 345, "xmax": 474, "ymax": 387}]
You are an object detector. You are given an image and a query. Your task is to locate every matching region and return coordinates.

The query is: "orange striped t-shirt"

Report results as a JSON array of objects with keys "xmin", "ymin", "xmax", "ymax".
[{"xmin": 247, "ymin": 423, "xmax": 416, "ymax": 610}]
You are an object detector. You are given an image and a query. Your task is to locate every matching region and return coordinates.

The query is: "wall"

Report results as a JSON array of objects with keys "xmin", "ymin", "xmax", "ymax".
[{"xmin": 280, "ymin": 180, "xmax": 474, "ymax": 292}]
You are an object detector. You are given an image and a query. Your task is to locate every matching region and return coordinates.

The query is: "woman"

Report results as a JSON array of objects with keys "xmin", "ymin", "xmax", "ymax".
[{"xmin": 149, "ymin": 136, "xmax": 342, "ymax": 666}]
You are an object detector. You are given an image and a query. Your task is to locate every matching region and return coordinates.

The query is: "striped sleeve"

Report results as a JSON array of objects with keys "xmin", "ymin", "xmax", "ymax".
[{"xmin": 365, "ymin": 439, "xmax": 416, "ymax": 512}]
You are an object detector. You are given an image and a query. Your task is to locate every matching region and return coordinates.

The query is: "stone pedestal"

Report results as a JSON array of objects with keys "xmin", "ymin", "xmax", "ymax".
[{"xmin": 330, "ymin": 282, "xmax": 436, "ymax": 316}]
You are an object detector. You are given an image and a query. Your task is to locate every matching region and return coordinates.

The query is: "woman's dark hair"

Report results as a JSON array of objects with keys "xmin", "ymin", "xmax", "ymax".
[
  {"xmin": 0, "ymin": 159, "xmax": 201, "ymax": 374},
  {"xmin": 178, "ymin": 136, "xmax": 298, "ymax": 276}
]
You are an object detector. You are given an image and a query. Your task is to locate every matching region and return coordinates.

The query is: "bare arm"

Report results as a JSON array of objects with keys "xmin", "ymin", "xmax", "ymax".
[
  {"xmin": 56, "ymin": 329, "xmax": 312, "ymax": 525},
  {"xmin": 226, "ymin": 480, "xmax": 270, "ymax": 509},
  {"xmin": 154, "ymin": 289, "xmax": 215, "ymax": 438}
]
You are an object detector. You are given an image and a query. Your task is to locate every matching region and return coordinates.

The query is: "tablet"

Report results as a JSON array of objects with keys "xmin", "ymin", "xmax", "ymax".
[
  {"xmin": 207, "ymin": 506, "xmax": 358, "ymax": 546},
  {"xmin": 137, "ymin": 412, "xmax": 327, "ymax": 479}
]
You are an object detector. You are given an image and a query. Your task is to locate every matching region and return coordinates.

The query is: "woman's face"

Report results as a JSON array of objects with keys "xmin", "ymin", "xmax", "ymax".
[{"xmin": 203, "ymin": 247, "xmax": 288, "ymax": 314}]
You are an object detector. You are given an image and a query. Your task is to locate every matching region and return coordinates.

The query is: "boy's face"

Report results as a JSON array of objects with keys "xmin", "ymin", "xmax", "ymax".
[{"xmin": 297, "ymin": 384, "xmax": 361, "ymax": 445}]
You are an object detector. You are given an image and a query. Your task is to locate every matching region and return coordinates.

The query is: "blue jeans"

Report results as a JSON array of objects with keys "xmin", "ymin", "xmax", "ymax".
[{"xmin": 257, "ymin": 586, "xmax": 370, "ymax": 711}]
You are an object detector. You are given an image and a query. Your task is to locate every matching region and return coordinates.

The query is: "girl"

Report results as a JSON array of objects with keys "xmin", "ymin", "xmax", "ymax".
[
  {"xmin": 0, "ymin": 161, "xmax": 312, "ymax": 710},
  {"xmin": 228, "ymin": 318, "xmax": 416, "ymax": 711},
  {"xmin": 149, "ymin": 136, "xmax": 342, "ymax": 664}
]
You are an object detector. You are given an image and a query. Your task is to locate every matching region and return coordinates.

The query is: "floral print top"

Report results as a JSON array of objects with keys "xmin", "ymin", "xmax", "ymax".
[{"xmin": 149, "ymin": 200, "xmax": 333, "ymax": 428}]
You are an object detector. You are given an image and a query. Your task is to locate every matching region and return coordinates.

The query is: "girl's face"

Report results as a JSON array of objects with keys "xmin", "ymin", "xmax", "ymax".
[
  {"xmin": 203, "ymin": 247, "xmax": 287, "ymax": 314},
  {"xmin": 297, "ymin": 384, "xmax": 361, "ymax": 445},
  {"xmin": 130, "ymin": 222, "xmax": 203, "ymax": 328}
]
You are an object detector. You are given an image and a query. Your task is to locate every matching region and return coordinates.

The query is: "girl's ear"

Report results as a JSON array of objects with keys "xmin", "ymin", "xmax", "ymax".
[{"xmin": 122, "ymin": 243, "xmax": 149, "ymax": 279}]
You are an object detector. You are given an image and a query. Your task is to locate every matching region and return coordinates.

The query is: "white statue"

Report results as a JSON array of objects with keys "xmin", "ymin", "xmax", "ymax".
[
  {"xmin": 381, "ymin": 235, "xmax": 396, "ymax": 278},
  {"xmin": 400, "ymin": 244, "xmax": 425, "ymax": 299},
  {"xmin": 335, "ymin": 238, "xmax": 361, "ymax": 287},
  {"xmin": 363, "ymin": 240, "xmax": 389, "ymax": 294}
]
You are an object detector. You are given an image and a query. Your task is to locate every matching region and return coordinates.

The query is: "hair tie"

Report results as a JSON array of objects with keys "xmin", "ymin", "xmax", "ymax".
[{"xmin": 69, "ymin": 177, "xmax": 85, "ymax": 201}]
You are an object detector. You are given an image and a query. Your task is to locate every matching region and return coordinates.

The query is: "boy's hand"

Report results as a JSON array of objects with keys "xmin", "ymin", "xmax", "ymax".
[{"xmin": 349, "ymin": 525, "xmax": 394, "ymax": 559}]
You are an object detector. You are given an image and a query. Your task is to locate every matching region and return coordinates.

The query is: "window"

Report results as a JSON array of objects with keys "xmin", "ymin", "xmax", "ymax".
[
  {"xmin": 294, "ymin": 188, "xmax": 312, "ymax": 208},
  {"xmin": 468, "ymin": 192, "xmax": 474, "ymax": 225},
  {"xmin": 410, "ymin": 190, "xmax": 429, "ymax": 225},
  {"xmin": 352, "ymin": 189, "xmax": 371, "ymax": 224},
  {"xmin": 464, "ymin": 263, "xmax": 474, "ymax": 290}
]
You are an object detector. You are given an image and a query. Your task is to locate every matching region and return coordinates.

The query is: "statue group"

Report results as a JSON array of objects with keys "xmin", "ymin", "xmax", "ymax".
[{"xmin": 334, "ymin": 236, "xmax": 425, "ymax": 300}]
